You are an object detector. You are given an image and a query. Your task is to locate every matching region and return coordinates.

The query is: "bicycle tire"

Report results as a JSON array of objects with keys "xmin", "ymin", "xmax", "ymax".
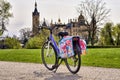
[
  {"xmin": 65, "ymin": 44, "xmax": 81, "ymax": 74},
  {"xmin": 41, "ymin": 42, "xmax": 57, "ymax": 70}
]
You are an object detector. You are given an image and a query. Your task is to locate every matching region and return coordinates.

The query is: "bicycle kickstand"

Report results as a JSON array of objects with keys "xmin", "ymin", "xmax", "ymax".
[{"xmin": 53, "ymin": 59, "xmax": 63, "ymax": 73}]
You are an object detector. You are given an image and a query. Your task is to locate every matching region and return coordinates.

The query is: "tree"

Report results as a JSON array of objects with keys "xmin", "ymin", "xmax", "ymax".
[
  {"xmin": 0, "ymin": 0, "xmax": 12, "ymax": 35},
  {"xmin": 19, "ymin": 28, "xmax": 31, "ymax": 45},
  {"xmin": 99, "ymin": 22, "xmax": 114, "ymax": 45},
  {"xmin": 99, "ymin": 28, "xmax": 105, "ymax": 45},
  {"xmin": 112, "ymin": 24, "xmax": 120, "ymax": 45},
  {"xmin": 77, "ymin": 0, "xmax": 110, "ymax": 46}
]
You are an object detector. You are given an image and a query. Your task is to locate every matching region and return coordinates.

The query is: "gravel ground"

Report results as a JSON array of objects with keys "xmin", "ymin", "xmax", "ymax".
[{"xmin": 0, "ymin": 61, "xmax": 120, "ymax": 80}]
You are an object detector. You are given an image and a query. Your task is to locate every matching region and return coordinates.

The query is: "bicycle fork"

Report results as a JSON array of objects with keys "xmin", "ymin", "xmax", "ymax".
[
  {"xmin": 46, "ymin": 41, "xmax": 51, "ymax": 57},
  {"xmin": 46, "ymin": 40, "xmax": 62, "ymax": 73}
]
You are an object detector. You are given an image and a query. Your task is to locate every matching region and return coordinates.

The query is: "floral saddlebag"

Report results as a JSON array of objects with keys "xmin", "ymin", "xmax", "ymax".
[{"xmin": 58, "ymin": 36, "xmax": 74, "ymax": 58}]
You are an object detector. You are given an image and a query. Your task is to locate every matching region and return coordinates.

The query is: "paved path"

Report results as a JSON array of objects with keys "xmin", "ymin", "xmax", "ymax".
[{"xmin": 0, "ymin": 61, "xmax": 120, "ymax": 80}]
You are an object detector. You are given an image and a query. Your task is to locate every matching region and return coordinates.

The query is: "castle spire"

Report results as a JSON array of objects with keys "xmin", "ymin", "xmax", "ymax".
[
  {"xmin": 80, "ymin": 10, "xmax": 83, "ymax": 15},
  {"xmin": 35, "ymin": 0, "xmax": 37, "ymax": 8},
  {"xmin": 32, "ymin": 0, "xmax": 40, "ymax": 35},
  {"xmin": 33, "ymin": 0, "xmax": 39, "ymax": 15}
]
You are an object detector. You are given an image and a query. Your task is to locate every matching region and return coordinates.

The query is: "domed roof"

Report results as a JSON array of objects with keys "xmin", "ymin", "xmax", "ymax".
[
  {"xmin": 78, "ymin": 14, "xmax": 84, "ymax": 20},
  {"xmin": 78, "ymin": 11, "xmax": 84, "ymax": 20},
  {"xmin": 58, "ymin": 18, "xmax": 61, "ymax": 23},
  {"xmin": 78, "ymin": 11, "xmax": 86, "ymax": 26}
]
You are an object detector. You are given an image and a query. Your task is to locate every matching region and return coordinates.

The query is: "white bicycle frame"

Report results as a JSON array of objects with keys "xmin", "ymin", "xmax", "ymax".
[
  {"xmin": 46, "ymin": 41, "xmax": 51, "ymax": 57},
  {"xmin": 46, "ymin": 41, "xmax": 55, "ymax": 57}
]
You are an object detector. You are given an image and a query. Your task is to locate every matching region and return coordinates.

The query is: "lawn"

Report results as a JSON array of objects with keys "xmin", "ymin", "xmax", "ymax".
[
  {"xmin": 82, "ymin": 48, "xmax": 120, "ymax": 68},
  {"xmin": 0, "ymin": 48, "xmax": 120, "ymax": 68},
  {"xmin": 0, "ymin": 49, "xmax": 41, "ymax": 63}
]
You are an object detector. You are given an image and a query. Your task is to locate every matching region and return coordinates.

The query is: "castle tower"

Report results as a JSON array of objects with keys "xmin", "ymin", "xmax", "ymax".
[{"xmin": 32, "ymin": 1, "xmax": 40, "ymax": 35}]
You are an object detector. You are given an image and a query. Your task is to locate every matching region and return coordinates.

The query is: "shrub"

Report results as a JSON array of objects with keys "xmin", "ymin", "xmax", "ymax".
[
  {"xmin": 25, "ymin": 29, "xmax": 49, "ymax": 49},
  {"xmin": 4, "ymin": 37, "xmax": 21, "ymax": 49},
  {"xmin": 25, "ymin": 36, "xmax": 44, "ymax": 49},
  {"xmin": 25, "ymin": 28, "xmax": 61, "ymax": 49}
]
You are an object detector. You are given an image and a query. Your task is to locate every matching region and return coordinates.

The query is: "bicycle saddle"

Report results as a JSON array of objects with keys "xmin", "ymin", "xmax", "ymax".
[{"xmin": 58, "ymin": 32, "xmax": 69, "ymax": 38}]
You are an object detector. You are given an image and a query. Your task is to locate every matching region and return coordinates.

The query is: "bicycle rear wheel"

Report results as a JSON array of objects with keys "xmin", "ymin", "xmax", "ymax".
[
  {"xmin": 41, "ymin": 42, "xmax": 57, "ymax": 70},
  {"xmin": 65, "ymin": 44, "xmax": 81, "ymax": 74}
]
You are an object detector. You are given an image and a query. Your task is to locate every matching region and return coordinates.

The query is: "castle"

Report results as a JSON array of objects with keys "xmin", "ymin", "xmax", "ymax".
[
  {"xmin": 32, "ymin": 1, "xmax": 40, "ymax": 36},
  {"xmin": 32, "ymin": 2, "xmax": 88, "ymax": 41}
]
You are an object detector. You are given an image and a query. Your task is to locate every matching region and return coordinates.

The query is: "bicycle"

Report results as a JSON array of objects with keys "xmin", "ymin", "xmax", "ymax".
[{"xmin": 41, "ymin": 25, "xmax": 81, "ymax": 74}]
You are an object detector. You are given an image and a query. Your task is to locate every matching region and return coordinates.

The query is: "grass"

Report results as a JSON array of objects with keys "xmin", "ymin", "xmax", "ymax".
[
  {"xmin": 82, "ymin": 48, "xmax": 120, "ymax": 68},
  {"xmin": 0, "ymin": 49, "xmax": 41, "ymax": 63},
  {"xmin": 0, "ymin": 48, "xmax": 120, "ymax": 68}
]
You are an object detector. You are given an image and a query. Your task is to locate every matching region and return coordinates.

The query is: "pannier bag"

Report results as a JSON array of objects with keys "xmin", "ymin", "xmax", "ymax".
[
  {"xmin": 79, "ymin": 39, "xmax": 87, "ymax": 55},
  {"xmin": 58, "ymin": 36, "xmax": 74, "ymax": 58},
  {"xmin": 58, "ymin": 36, "xmax": 87, "ymax": 58}
]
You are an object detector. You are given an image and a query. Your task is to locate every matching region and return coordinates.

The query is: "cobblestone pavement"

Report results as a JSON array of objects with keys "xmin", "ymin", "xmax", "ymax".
[{"xmin": 0, "ymin": 61, "xmax": 120, "ymax": 80}]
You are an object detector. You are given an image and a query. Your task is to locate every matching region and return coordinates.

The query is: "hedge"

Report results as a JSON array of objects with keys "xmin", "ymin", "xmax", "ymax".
[{"xmin": 87, "ymin": 45, "xmax": 120, "ymax": 48}]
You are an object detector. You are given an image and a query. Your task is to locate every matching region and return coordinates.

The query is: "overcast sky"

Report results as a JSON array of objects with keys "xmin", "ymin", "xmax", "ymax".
[{"xmin": 4, "ymin": 0, "xmax": 120, "ymax": 37}]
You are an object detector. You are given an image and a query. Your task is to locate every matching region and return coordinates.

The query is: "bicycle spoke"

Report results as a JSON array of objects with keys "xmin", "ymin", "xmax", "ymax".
[
  {"xmin": 41, "ymin": 42, "xmax": 57, "ymax": 70},
  {"xmin": 65, "ymin": 44, "xmax": 81, "ymax": 74}
]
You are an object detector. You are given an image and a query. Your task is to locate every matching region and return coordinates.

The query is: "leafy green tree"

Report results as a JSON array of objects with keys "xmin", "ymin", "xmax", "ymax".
[
  {"xmin": 4, "ymin": 37, "xmax": 21, "ymax": 49},
  {"xmin": 112, "ymin": 24, "xmax": 120, "ymax": 45},
  {"xmin": 0, "ymin": 0, "xmax": 12, "ymax": 35},
  {"xmin": 99, "ymin": 28, "xmax": 105, "ymax": 45},
  {"xmin": 99, "ymin": 22, "xmax": 114, "ymax": 45}
]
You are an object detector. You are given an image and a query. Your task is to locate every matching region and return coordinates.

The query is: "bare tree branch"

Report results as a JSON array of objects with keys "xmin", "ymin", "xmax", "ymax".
[{"xmin": 77, "ymin": 0, "xmax": 110, "ymax": 46}]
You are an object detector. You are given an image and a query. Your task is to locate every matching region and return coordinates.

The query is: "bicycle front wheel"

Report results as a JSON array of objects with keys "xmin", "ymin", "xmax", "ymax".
[
  {"xmin": 65, "ymin": 44, "xmax": 81, "ymax": 74},
  {"xmin": 41, "ymin": 42, "xmax": 57, "ymax": 70}
]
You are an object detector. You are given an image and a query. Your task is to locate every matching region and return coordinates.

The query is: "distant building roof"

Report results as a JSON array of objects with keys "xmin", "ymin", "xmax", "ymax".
[
  {"xmin": 42, "ymin": 18, "xmax": 47, "ymax": 27},
  {"xmin": 78, "ymin": 11, "xmax": 86, "ymax": 26},
  {"xmin": 78, "ymin": 11, "xmax": 85, "ymax": 20}
]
